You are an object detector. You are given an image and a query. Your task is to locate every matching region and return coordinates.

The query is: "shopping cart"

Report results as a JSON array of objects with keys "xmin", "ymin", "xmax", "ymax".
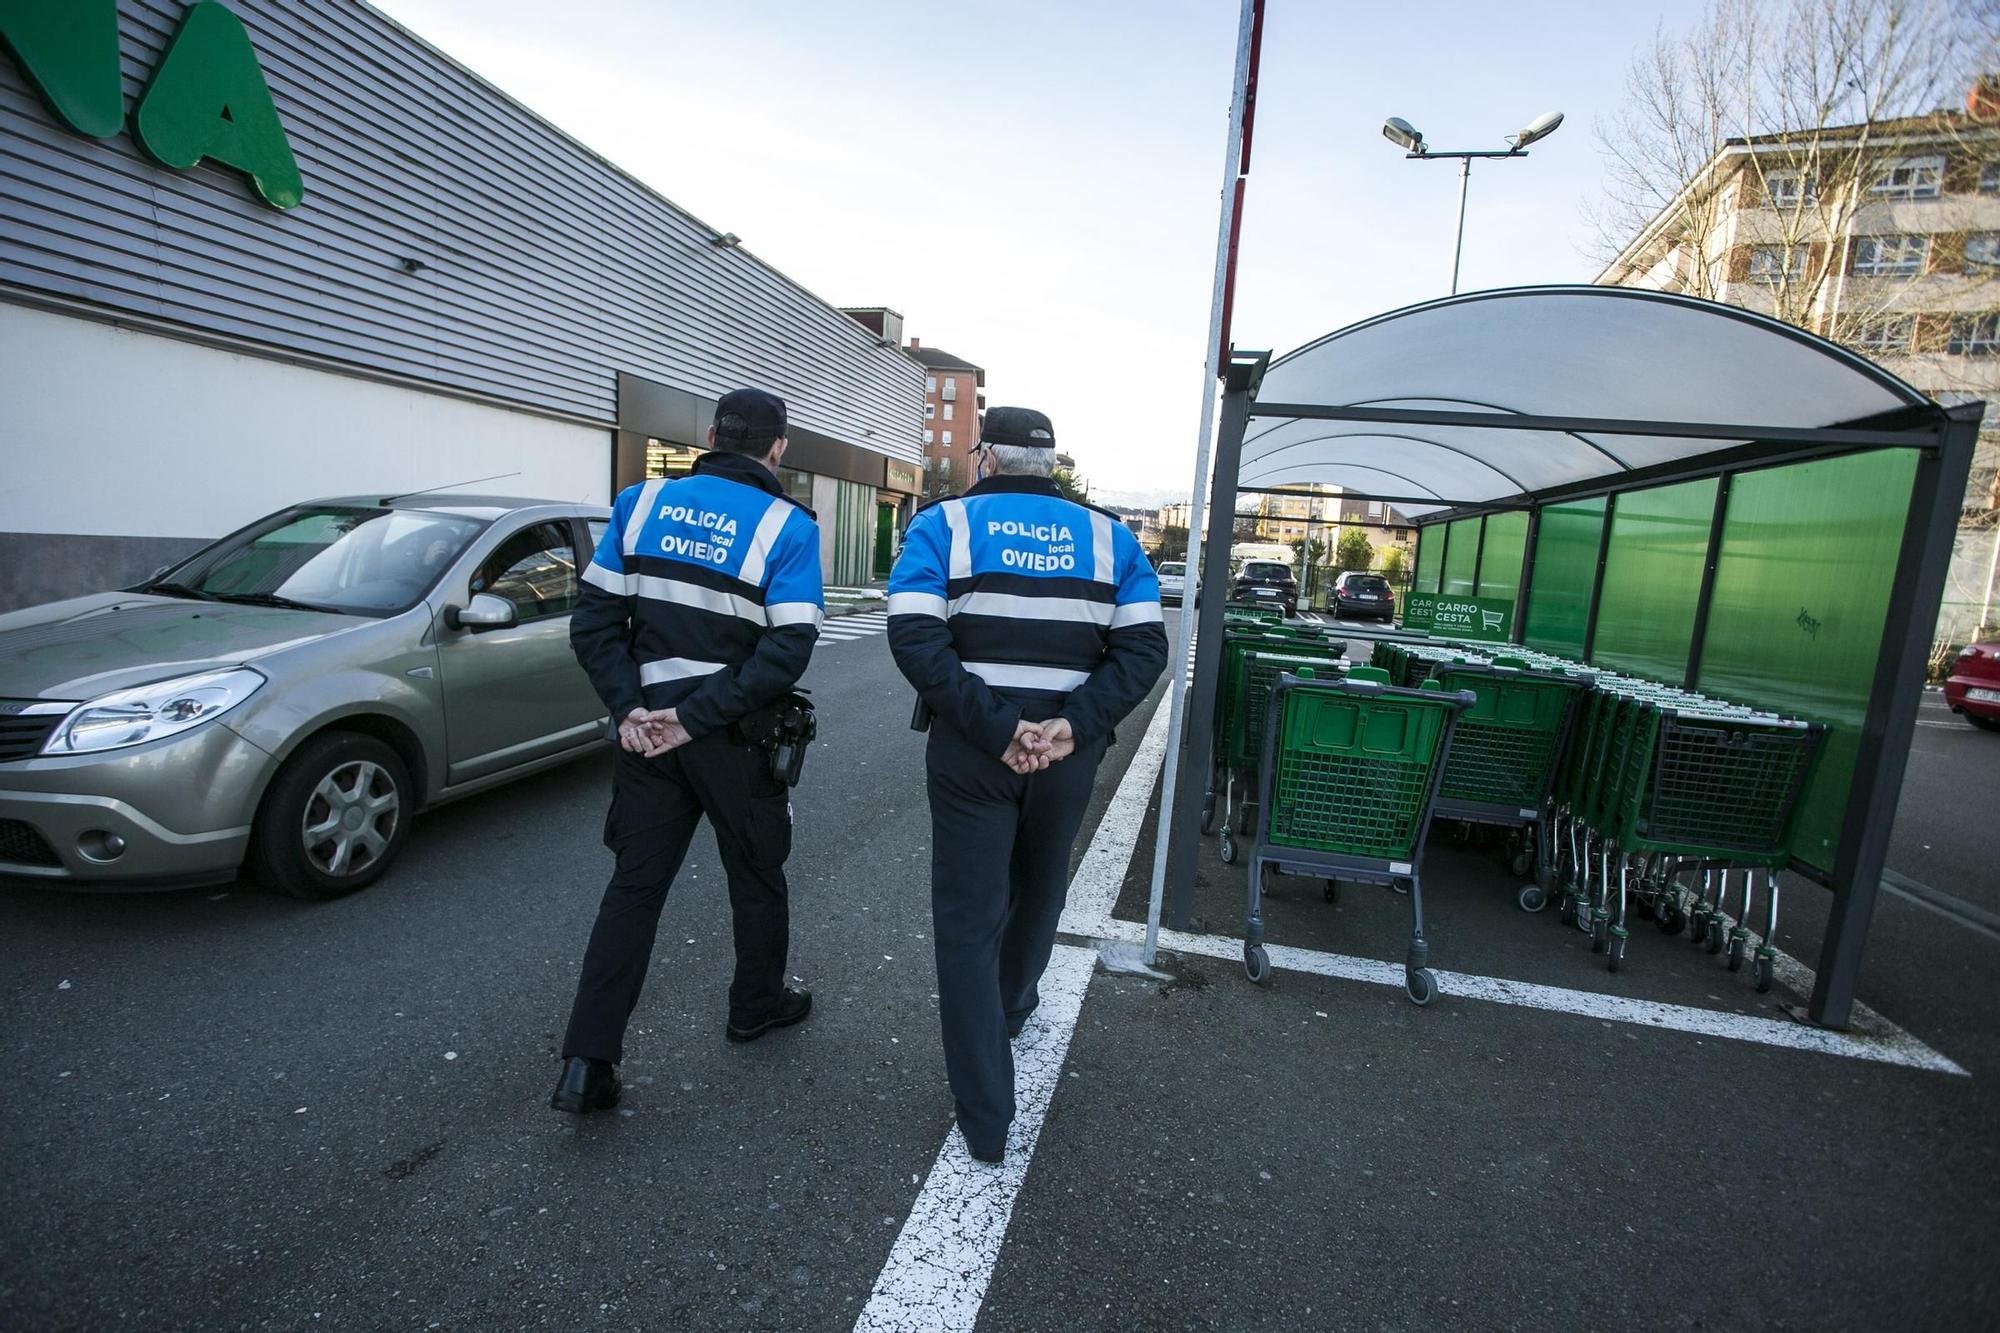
[
  {"xmin": 1244, "ymin": 666, "xmax": 1474, "ymax": 1005},
  {"xmin": 1204, "ymin": 636, "xmax": 1348, "ymax": 862},
  {"xmin": 1426, "ymin": 659, "xmax": 1594, "ymax": 905},
  {"xmin": 1547, "ymin": 677, "xmax": 1824, "ymax": 985}
]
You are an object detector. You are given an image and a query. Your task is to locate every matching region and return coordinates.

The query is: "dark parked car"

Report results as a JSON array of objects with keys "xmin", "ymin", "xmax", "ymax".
[
  {"xmin": 1229, "ymin": 560, "xmax": 1297, "ymax": 618},
  {"xmin": 1944, "ymin": 639, "xmax": 2000, "ymax": 731},
  {"xmin": 1331, "ymin": 570, "xmax": 1397, "ymax": 621}
]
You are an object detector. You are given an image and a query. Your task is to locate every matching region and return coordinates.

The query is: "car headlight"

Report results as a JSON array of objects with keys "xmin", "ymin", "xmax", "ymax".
[{"xmin": 42, "ymin": 668, "xmax": 265, "ymax": 756}]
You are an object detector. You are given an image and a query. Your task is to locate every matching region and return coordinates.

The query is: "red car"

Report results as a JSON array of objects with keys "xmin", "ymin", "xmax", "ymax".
[{"xmin": 1944, "ymin": 639, "xmax": 2000, "ymax": 731}]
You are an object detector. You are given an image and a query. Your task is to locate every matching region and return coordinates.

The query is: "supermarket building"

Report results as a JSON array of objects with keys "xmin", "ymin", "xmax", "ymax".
[{"xmin": 0, "ymin": 0, "xmax": 923, "ymax": 612}]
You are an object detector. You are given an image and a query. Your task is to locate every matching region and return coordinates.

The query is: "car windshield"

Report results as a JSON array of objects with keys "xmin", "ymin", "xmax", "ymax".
[
  {"xmin": 1160, "ymin": 563, "xmax": 1186, "ymax": 577},
  {"xmin": 152, "ymin": 505, "xmax": 486, "ymax": 616},
  {"xmin": 1241, "ymin": 562, "xmax": 1292, "ymax": 581},
  {"xmin": 1347, "ymin": 576, "xmax": 1390, "ymax": 592}
]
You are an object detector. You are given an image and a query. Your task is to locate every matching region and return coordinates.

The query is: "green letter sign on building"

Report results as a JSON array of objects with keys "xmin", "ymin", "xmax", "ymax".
[
  {"xmin": 1, "ymin": 0, "xmax": 303, "ymax": 210},
  {"xmin": 0, "ymin": 0, "xmax": 123, "ymax": 136}
]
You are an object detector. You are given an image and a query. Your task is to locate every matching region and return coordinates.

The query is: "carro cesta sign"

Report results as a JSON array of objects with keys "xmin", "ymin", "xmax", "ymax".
[{"xmin": 1, "ymin": 0, "xmax": 303, "ymax": 210}]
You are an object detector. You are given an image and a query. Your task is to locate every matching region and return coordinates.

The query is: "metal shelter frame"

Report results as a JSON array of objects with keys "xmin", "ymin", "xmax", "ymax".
[{"xmin": 1159, "ymin": 310, "xmax": 1980, "ymax": 1031}]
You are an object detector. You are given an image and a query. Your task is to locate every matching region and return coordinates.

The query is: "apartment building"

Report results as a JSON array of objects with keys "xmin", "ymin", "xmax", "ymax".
[
  {"xmin": 1597, "ymin": 81, "xmax": 2000, "ymax": 638},
  {"xmin": 905, "ymin": 341, "xmax": 987, "ymax": 498}
]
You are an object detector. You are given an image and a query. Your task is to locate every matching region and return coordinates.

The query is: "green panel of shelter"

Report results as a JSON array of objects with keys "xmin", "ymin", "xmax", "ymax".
[
  {"xmin": 1414, "ymin": 524, "xmax": 1443, "ymax": 594},
  {"xmin": 1522, "ymin": 498, "xmax": 1605, "ymax": 657},
  {"xmin": 1476, "ymin": 510, "xmax": 1528, "ymax": 600},
  {"xmin": 1441, "ymin": 517, "xmax": 1481, "ymax": 596},
  {"xmin": 1696, "ymin": 450, "xmax": 1916, "ymax": 872},
  {"xmin": 1590, "ymin": 478, "xmax": 1718, "ymax": 680}
]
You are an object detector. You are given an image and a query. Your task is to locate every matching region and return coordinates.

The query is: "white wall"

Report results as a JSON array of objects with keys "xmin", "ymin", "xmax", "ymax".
[{"xmin": 1, "ymin": 304, "xmax": 610, "ymax": 539}]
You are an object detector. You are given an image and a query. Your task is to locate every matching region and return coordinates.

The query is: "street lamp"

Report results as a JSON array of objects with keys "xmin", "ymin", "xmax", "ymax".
[{"xmin": 1381, "ymin": 110, "xmax": 1563, "ymax": 295}]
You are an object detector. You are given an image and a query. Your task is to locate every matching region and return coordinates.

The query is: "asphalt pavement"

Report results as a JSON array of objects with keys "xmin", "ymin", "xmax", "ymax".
[{"xmin": 3, "ymin": 608, "xmax": 1997, "ymax": 1331}]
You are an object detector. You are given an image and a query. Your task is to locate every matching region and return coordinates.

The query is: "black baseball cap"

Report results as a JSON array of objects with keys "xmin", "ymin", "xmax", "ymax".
[
  {"xmin": 713, "ymin": 388, "xmax": 788, "ymax": 445},
  {"xmin": 980, "ymin": 405, "xmax": 1056, "ymax": 450}
]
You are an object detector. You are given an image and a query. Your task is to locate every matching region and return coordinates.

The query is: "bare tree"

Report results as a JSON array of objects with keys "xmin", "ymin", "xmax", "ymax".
[{"xmin": 1591, "ymin": 0, "xmax": 1993, "ymax": 332}]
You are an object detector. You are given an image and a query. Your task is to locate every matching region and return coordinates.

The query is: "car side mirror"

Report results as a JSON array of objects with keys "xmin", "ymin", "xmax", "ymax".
[{"xmin": 449, "ymin": 592, "xmax": 517, "ymax": 631}]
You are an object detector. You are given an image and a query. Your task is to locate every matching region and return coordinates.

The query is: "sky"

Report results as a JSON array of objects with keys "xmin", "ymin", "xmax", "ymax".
[{"xmin": 373, "ymin": 0, "xmax": 1703, "ymax": 507}]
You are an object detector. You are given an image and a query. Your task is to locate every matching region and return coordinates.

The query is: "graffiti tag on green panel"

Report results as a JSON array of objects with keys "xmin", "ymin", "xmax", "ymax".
[
  {"xmin": 133, "ymin": 2, "xmax": 302, "ymax": 210},
  {"xmin": 0, "ymin": 0, "xmax": 124, "ymax": 137}
]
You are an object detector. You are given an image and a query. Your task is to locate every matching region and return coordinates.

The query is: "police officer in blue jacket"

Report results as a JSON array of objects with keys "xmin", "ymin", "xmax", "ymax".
[
  {"xmin": 888, "ymin": 406, "xmax": 1166, "ymax": 1162},
  {"xmin": 552, "ymin": 388, "xmax": 823, "ymax": 1115}
]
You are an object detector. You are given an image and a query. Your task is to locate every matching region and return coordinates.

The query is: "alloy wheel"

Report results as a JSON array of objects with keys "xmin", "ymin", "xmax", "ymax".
[{"xmin": 301, "ymin": 760, "xmax": 401, "ymax": 878}]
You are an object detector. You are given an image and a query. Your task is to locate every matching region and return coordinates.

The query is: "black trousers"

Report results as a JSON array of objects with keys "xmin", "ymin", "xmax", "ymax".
[
  {"xmin": 562, "ymin": 734, "xmax": 793, "ymax": 1064},
  {"xmin": 925, "ymin": 720, "xmax": 1106, "ymax": 1155}
]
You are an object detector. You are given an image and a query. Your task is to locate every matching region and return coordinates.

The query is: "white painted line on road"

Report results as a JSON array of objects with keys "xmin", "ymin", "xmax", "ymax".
[
  {"xmin": 1089, "ymin": 917, "xmax": 1967, "ymax": 1077},
  {"xmin": 854, "ymin": 943, "xmax": 1096, "ymax": 1333},
  {"xmin": 1056, "ymin": 690, "xmax": 1174, "ymax": 937}
]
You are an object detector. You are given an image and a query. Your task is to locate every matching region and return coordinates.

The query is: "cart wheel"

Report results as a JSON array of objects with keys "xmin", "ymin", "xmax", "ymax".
[
  {"xmin": 1656, "ymin": 901, "xmax": 1685, "ymax": 936},
  {"xmin": 1591, "ymin": 917, "xmax": 1609, "ymax": 954},
  {"xmin": 1635, "ymin": 894, "xmax": 1657, "ymax": 922},
  {"xmin": 1234, "ymin": 803, "xmax": 1251, "ymax": 835},
  {"xmin": 1507, "ymin": 847, "xmax": 1535, "ymax": 879},
  {"xmin": 1726, "ymin": 935, "xmax": 1745, "ymax": 973},
  {"xmin": 1705, "ymin": 919, "xmax": 1725, "ymax": 955},
  {"xmin": 1753, "ymin": 954, "xmax": 1774, "ymax": 994},
  {"xmin": 1243, "ymin": 943, "xmax": 1270, "ymax": 984},
  {"xmin": 1200, "ymin": 794, "xmax": 1216, "ymax": 836},
  {"xmin": 1405, "ymin": 967, "xmax": 1438, "ymax": 1006},
  {"xmin": 1219, "ymin": 832, "xmax": 1237, "ymax": 865},
  {"xmin": 1322, "ymin": 880, "xmax": 1340, "ymax": 904},
  {"xmin": 1607, "ymin": 934, "xmax": 1626, "ymax": 974},
  {"xmin": 1517, "ymin": 883, "xmax": 1547, "ymax": 913},
  {"xmin": 1558, "ymin": 894, "xmax": 1577, "ymax": 927}
]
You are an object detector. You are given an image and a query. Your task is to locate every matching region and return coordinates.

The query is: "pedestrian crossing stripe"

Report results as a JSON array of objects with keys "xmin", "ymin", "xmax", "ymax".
[{"xmin": 816, "ymin": 611, "xmax": 890, "ymax": 644}]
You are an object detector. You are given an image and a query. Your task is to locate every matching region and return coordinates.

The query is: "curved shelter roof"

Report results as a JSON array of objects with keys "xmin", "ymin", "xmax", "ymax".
[{"xmin": 1240, "ymin": 286, "xmax": 1940, "ymax": 517}]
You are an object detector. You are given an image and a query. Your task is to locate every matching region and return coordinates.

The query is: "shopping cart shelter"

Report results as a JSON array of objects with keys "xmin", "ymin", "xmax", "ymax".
[{"xmin": 1162, "ymin": 286, "xmax": 1982, "ymax": 1031}]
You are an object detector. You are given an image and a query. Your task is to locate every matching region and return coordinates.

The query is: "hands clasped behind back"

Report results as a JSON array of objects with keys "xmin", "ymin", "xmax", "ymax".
[
  {"xmin": 999, "ymin": 717, "xmax": 1077, "ymax": 775},
  {"xmin": 618, "ymin": 707, "xmax": 693, "ymax": 758}
]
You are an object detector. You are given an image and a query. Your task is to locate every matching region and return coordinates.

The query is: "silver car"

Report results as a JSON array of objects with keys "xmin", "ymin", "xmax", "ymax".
[{"xmin": 0, "ymin": 495, "xmax": 613, "ymax": 898}]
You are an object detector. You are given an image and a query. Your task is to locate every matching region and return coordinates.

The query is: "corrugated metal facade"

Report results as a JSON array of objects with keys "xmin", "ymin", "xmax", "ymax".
[{"xmin": 0, "ymin": 0, "xmax": 922, "ymax": 458}]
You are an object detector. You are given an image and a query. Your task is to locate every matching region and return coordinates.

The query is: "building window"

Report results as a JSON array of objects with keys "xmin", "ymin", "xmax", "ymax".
[
  {"xmin": 776, "ymin": 466, "xmax": 815, "ymax": 505},
  {"xmin": 1949, "ymin": 314, "xmax": 2000, "ymax": 356},
  {"xmin": 923, "ymin": 402, "xmax": 935, "ymax": 419},
  {"xmin": 942, "ymin": 430, "xmax": 953, "ymax": 445},
  {"xmin": 1869, "ymin": 155, "xmax": 1943, "ymax": 200},
  {"xmin": 1851, "ymin": 315, "xmax": 1916, "ymax": 356},
  {"xmin": 1852, "ymin": 234, "xmax": 1928, "ymax": 277},
  {"xmin": 1982, "ymin": 162, "xmax": 2000, "ymax": 195},
  {"xmin": 925, "ymin": 376, "xmax": 937, "ymax": 394},
  {"xmin": 1749, "ymin": 245, "xmax": 1807, "ymax": 282},
  {"xmin": 943, "ymin": 403, "xmax": 954, "ymax": 421},
  {"xmin": 941, "ymin": 377, "xmax": 957, "ymax": 402},
  {"xmin": 923, "ymin": 428, "xmax": 934, "ymax": 446},
  {"xmin": 1765, "ymin": 169, "xmax": 1816, "ymax": 208},
  {"xmin": 1966, "ymin": 232, "xmax": 2000, "ymax": 273}
]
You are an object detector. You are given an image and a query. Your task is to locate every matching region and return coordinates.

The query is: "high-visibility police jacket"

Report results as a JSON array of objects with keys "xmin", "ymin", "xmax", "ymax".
[
  {"xmin": 570, "ymin": 451, "xmax": 823, "ymax": 739},
  {"xmin": 887, "ymin": 474, "xmax": 1167, "ymax": 758}
]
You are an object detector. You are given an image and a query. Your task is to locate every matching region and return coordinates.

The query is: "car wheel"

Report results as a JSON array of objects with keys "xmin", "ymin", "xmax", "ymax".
[
  {"xmin": 248, "ymin": 731, "xmax": 412, "ymax": 900},
  {"xmin": 1970, "ymin": 713, "xmax": 2000, "ymax": 732}
]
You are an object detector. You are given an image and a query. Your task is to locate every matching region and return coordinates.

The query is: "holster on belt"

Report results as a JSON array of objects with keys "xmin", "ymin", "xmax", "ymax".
[{"xmin": 728, "ymin": 689, "xmax": 818, "ymax": 786}]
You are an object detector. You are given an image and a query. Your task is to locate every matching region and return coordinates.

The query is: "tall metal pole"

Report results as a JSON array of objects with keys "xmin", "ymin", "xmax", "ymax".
[
  {"xmin": 1450, "ymin": 157, "xmax": 1472, "ymax": 295},
  {"xmin": 1142, "ymin": 0, "xmax": 1261, "ymax": 964}
]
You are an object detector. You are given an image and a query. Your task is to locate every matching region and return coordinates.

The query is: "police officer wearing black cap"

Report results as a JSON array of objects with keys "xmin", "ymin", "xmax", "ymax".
[
  {"xmin": 887, "ymin": 406, "xmax": 1166, "ymax": 1162},
  {"xmin": 552, "ymin": 388, "xmax": 823, "ymax": 1116}
]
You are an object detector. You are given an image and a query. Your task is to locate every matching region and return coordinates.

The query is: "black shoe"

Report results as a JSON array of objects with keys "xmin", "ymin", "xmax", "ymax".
[
  {"xmin": 965, "ymin": 1134, "xmax": 1006, "ymax": 1165},
  {"xmin": 726, "ymin": 987, "xmax": 813, "ymax": 1043},
  {"xmin": 549, "ymin": 1056, "xmax": 620, "ymax": 1114}
]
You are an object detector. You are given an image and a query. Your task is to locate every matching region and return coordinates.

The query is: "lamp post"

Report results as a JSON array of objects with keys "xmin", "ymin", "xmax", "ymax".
[{"xmin": 1382, "ymin": 111, "xmax": 1563, "ymax": 295}]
